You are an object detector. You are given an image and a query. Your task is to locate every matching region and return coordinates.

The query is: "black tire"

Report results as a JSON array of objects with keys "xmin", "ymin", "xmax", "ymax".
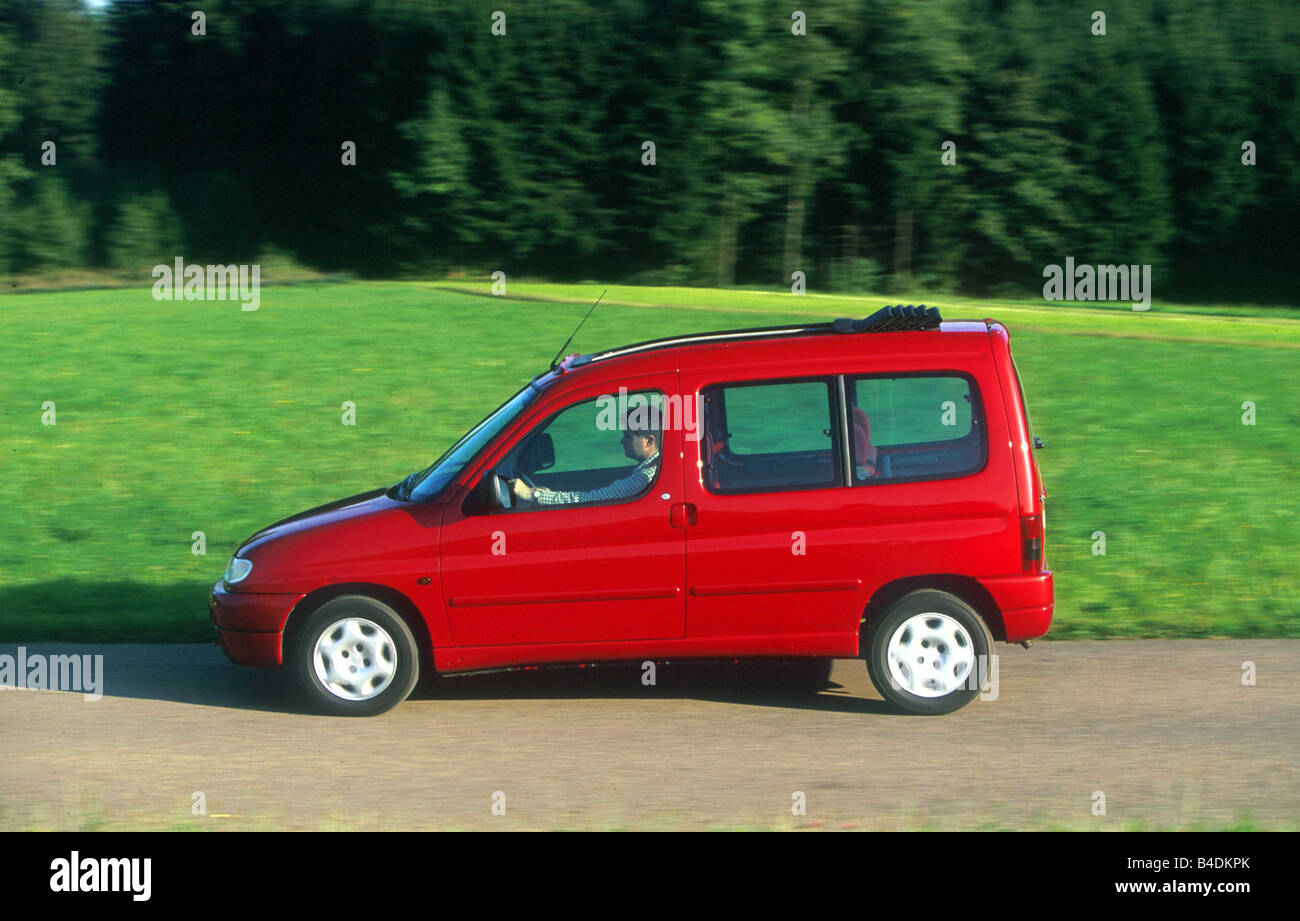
[
  {"xmin": 293, "ymin": 595, "xmax": 420, "ymax": 716},
  {"xmin": 865, "ymin": 590, "xmax": 993, "ymax": 715}
]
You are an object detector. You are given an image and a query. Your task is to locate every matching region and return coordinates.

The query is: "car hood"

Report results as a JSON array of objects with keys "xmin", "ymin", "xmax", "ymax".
[
  {"xmin": 232, "ymin": 487, "xmax": 444, "ymax": 593},
  {"xmin": 238, "ymin": 487, "xmax": 391, "ymax": 552}
]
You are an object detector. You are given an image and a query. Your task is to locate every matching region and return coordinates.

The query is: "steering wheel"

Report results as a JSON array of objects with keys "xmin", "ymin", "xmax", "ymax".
[{"xmin": 512, "ymin": 471, "xmax": 537, "ymax": 489}]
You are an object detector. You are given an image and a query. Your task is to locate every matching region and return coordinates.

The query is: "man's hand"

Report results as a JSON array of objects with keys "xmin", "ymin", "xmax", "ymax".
[{"xmin": 510, "ymin": 478, "xmax": 534, "ymax": 501}]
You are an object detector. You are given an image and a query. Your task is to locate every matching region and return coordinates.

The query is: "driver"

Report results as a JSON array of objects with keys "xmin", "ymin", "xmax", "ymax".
[{"xmin": 511, "ymin": 425, "xmax": 660, "ymax": 506}]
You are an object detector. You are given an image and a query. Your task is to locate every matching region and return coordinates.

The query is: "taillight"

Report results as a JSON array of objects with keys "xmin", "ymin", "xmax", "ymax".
[{"xmin": 1021, "ymin": 511, "xmax": 1045, "ymax": 573}]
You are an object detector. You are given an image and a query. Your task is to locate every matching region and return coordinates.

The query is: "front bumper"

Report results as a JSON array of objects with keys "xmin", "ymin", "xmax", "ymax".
[
  {"xmin": 978, "ymin": 571, "xmax": 1054, "ymax": 643},
  {"xmin": 210, "ymin": 581, "xmax": 304, "ymax": 667}
]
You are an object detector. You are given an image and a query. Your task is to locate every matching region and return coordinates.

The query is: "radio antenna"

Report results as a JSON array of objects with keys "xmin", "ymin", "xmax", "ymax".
[{"xmin": 550, "ymin": 289, "xmax": 606, "ymax": 369}]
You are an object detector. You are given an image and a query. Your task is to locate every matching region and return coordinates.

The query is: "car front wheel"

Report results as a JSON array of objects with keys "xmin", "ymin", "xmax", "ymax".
[
  {"xmin": 294, "ymin": 595, "xmax": 420, "ymax": 716},
  {"xmin": 865, "ymin": 590, "xmax": 993, "ymax": 715}
]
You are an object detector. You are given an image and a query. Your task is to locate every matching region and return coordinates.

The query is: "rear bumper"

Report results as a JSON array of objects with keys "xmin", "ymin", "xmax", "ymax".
[
  {"xmin": 210, "ymin": 581, "xmax": 302, "ymax": 667},
  {"xmin": 978, "ymin": 571, "xmax": 1054, "ymax": 643}
]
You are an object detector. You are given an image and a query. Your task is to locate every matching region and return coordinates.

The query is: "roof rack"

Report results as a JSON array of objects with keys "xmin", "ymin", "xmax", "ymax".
[
  {"xmin": 832, "ymin": 304, "xmax": 941, "ymax": 333},
  {"xmin": 577, "ymin": 304, "xmax": 944, "ymax": 367}
]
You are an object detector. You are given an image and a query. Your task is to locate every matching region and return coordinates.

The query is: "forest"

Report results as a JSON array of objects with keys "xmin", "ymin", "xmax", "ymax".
[{"xmin": 1, "ymin": 0, "xmax": 1296, "ymax": 302}]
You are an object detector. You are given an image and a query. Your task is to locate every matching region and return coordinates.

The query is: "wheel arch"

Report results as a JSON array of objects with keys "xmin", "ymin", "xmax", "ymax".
[
  {"xmin": 857, "ymin": 574, "xmax": 1006, "ymax": 653},
  {"xmin": 282, "ymin": 583, "xmax": 434, "ymax": 674}
]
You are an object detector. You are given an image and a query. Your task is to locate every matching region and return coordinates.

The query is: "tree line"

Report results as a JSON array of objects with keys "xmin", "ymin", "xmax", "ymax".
[{"xmin": 1, "ymin": 0, "xmax": 1296, "ymax": 303}]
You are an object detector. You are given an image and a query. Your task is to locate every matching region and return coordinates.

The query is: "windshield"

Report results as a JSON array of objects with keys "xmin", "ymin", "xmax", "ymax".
[{"xmin": 393, "ymin": 383, "xmax": 541, "ymax": 502}]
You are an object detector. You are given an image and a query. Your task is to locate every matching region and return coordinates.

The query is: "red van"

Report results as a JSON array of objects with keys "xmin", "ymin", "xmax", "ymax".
[{"xmin": 211, "ymin": 305, "xmax": 1052, "ymax": 716}]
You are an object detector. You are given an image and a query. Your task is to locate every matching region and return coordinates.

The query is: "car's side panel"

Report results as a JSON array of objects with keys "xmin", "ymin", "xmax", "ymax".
[
  {"xmin": 676, "ymin": 332, "xmax": 1024, "ymax": 648},
  {"xmin": 437, "ymin": 368, "xmax": 688, "ymax": 647},
  {"xmin": 433, "ymin": 632, "xmax": 855, "ymax": 673}
]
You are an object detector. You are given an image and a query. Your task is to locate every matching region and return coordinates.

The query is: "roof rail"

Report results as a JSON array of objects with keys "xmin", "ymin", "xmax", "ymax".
[
  {"xmin": 832, "ymin": 304, "xmax": 941, "ymax": 333},
  {"xmin": 577, "ymin": 304, "xmax": 943, "ymax": 368}
]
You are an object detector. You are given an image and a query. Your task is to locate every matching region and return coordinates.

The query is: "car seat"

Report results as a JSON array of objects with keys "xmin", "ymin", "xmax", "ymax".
[{"xmin": 851, "ymin": 407, "xmax": 881, "ymax": 480}]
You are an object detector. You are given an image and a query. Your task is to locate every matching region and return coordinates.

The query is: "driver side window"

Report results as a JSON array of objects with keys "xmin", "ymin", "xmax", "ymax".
[{"xmin": 504, "ymin": 390, "xmax": 665, "ymax": 508}]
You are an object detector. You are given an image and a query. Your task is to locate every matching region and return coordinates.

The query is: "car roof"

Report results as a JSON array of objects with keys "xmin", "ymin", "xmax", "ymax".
[{"xmin": 536, "ymin": 306, "xmax": 999, "ymax": 388}]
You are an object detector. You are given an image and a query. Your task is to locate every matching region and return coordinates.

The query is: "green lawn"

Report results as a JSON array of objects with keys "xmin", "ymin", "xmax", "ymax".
[{"xmin": 3, "ymin": 281, "xmax": 1297, "ymax": 641}]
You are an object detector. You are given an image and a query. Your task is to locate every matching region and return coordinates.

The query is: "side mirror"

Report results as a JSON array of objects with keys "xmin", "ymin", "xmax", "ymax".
[{"xmin": 465, "ymin": 471, "xmax": 514, "ymax": 515}]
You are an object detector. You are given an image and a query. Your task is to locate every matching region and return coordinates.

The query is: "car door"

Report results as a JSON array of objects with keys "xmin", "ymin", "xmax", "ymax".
[
  {"xmin": 438, "ymin": 374, "xmax": 686, "ymax": 649},
  {"xmin": 677, "ymin": 371, "xmax": 867, "ymax": 653}
]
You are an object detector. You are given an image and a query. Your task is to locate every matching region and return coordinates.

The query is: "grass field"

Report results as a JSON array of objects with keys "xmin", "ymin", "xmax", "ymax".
[{"xmin": 3, "ymin": 280, "xmax": 1298, "ymax": 641}]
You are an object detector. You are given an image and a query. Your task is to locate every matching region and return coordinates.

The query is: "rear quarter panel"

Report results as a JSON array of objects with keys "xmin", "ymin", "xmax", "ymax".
[{"xmin": 677, "ymin": 331, "xmax": 1024, "ymax": 648}]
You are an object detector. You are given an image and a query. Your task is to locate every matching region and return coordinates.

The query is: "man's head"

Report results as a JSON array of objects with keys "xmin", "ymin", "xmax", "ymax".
[{"xmin": 620, "ymin": 426, "xmax": 659, "ymax": 461}]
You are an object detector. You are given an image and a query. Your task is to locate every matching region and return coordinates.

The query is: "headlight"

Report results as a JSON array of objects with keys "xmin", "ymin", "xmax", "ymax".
[{"xmin": 223, "ymin": 556, "xmax": 253, "ymax": 586}]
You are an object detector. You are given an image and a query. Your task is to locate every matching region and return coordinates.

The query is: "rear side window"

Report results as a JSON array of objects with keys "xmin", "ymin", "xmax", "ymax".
[
  {"xmin": 702, "ymin": 379, "xmax": 842, "ymax": 493},
  {"xmin": 848, "ymin": 374, "xmax": 985, "ymax": 483}
]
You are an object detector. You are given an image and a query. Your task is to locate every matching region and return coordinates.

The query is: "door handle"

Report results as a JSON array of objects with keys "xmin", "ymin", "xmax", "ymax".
[{"xmin": 669, "ymin": 502, "xmax": 697, "ymax": 529}]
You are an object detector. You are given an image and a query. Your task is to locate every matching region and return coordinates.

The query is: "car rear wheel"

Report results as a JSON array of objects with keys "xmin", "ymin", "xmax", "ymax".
[
  {"xmin": 865, "ymin": 590, "xmax": 993, "ymax": 715},
  {"xmin": 294, "ymin": 595, "xmax": 419, "ymax": 716}
]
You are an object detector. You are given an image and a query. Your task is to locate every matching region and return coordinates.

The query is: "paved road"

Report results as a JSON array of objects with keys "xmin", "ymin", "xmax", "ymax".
[{"xmin": 1, "ymin": 641, "xmax": 1296, "ymax": 830}]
